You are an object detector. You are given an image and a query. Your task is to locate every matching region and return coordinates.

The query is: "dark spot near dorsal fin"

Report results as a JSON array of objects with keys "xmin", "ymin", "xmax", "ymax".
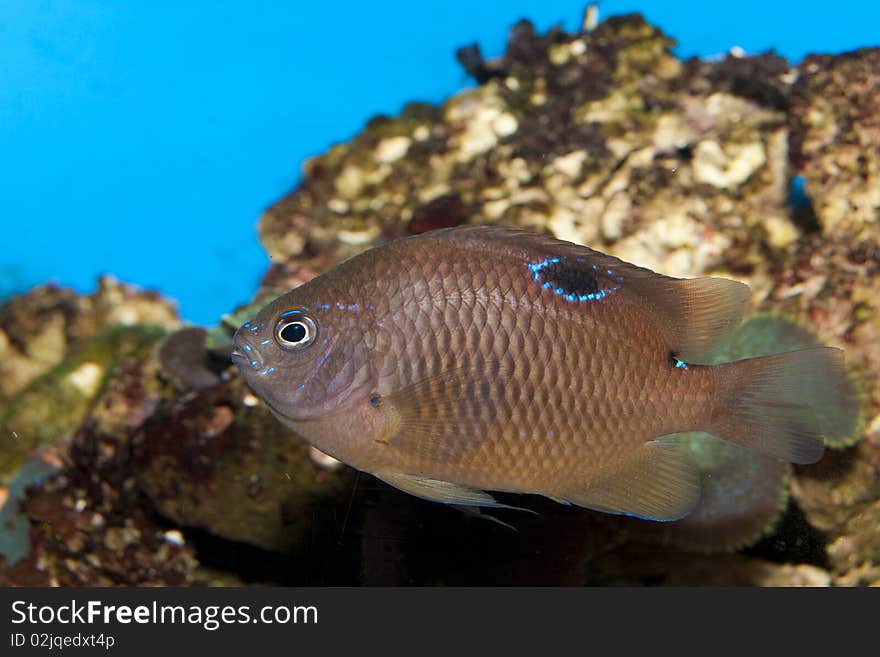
[
  {"xmin": 526, "ymin": 256, "xmax": 621, "ymax": 303},
  {"xmin": 540, "ymin": 259, "xmax": 600, "ymax": 297}
]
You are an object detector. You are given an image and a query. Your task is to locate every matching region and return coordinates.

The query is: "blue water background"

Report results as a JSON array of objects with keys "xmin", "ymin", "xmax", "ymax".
[{"xmin": 1, "ymin": 1, "xmax": 877, "ymax": 324}]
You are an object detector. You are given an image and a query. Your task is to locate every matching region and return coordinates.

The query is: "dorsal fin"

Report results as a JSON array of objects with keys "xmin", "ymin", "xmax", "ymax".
[{"xmin": 634, "ymin": 276, "xmax": 751, "ymax": 364}]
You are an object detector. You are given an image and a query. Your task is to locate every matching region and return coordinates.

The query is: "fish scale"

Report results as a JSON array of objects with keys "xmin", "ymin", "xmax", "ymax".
[
  {"xmin": 370, "ymin": 236, "xmax": 699, "ymax": 490},
  {"xmin": 234, "ymin": 225, "xmax": 852, "ymax": 521}
]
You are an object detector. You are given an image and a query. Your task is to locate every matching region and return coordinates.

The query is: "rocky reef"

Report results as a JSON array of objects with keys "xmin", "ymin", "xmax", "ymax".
[{"xmin": 2, "ymin": 10, "xmax": 878, "ymax": 586}]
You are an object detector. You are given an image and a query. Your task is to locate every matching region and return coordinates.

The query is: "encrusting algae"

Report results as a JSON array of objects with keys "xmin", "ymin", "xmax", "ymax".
[{"xmin": 1, "ymin": 9, "xmax": 879, "ymax": 585}]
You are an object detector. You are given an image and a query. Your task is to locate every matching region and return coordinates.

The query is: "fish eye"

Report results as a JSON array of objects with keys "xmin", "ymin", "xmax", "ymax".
[{"xmin": 275, "ymin": 313, "xmax": 317, "ymax": 350}]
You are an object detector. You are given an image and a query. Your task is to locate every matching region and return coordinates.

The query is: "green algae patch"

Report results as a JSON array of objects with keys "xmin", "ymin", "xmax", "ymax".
[{"xmin": 0, "ymin": 325, "xmax": 167, "ymax": 484}]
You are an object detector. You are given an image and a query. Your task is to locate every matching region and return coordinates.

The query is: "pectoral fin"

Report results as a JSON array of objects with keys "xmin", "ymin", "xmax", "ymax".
[
  {"xmin": 557, "ymin": 441, "xmax": 700, "ymax": 521},
  {"xmin": 371, "ymin": 362, "xmax": 509, "ymax": 461}
]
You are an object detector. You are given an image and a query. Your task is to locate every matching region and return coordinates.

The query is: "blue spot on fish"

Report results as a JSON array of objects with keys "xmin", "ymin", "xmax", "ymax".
[
  {"xmin": 258, "ymin": 367, "xmax": 275, "ymax": 377},
  {"xmin": 260, "ymin": 339, "xmax": 271, "ymax": 345}
]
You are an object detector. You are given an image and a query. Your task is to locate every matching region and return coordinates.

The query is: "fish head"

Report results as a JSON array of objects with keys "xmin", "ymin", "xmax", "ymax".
[{"xmin": 232, "ymin": 277, "xmax": 377, "ymax": 424}]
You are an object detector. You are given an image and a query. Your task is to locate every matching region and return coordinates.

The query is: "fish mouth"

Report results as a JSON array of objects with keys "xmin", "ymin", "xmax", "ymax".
[{"xmin": 231, "ymin": 330, "xmax": 264, "ymax": 371}]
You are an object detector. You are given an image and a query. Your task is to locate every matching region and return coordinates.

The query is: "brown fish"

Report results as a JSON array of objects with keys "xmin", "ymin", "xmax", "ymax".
[{"xmin": 233, "ymin": 226, "xmax": 851, "ymax": 521}]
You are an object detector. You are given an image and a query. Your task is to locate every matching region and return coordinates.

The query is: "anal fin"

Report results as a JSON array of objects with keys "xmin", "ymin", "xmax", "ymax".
[{"xmin": 557, "ymin": 441, "xmax": 700, "ymax": 521}]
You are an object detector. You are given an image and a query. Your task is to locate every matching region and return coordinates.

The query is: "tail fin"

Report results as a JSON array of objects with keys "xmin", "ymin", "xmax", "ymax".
[{"xmin": 707, "ymin": 347, "xmax": 854, "ymax": 464}]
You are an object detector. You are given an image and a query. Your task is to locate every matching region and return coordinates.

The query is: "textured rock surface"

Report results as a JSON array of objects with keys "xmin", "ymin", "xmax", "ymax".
[
  {"xmin": 0, "ymin": 279, "xmax": 185, "ymax": 585},
  {"xmin": 261, "ymin": 16, "xmax": 803, "ymax": 299},
  {"xmin": 134, "ymin": 377, "xmax": 353, "ymax": 553},
  {"xmin": 2, "ymin": 12, "xmax": 878, "ymax": 586},
  {"xmin": 0, "ymin": 276, "xmax": 178, "ymax": 403},
  {"xmin": 0, "ymin": 278, "xmax": 178, "ymax": 486},
  {"xmin": 772, "ymin": 236, "xmax": 880, "ymax": 585},
  {"xmin": 789, "ymin": 50, "xmax": 880, "ymax": 237},
  {"xmin": 0, "ymin": 281, "xmax": 352, "ymax": 584}
]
